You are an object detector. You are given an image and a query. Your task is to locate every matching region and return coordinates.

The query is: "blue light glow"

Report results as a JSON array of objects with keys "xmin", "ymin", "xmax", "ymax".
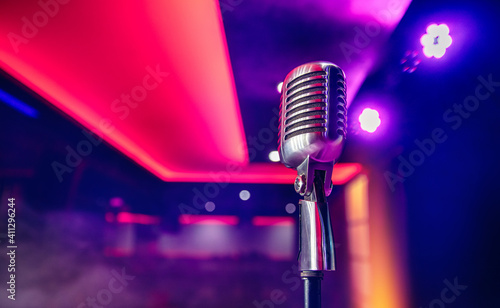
[{"xmin": 0, "ymin": 89, "xmax": 39, "ymax": 118}]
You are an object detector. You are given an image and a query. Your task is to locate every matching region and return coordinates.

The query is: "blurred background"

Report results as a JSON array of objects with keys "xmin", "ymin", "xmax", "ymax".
[{"xmin": 1, "ymin": 0, "xmax": 499, "ymax": 307}]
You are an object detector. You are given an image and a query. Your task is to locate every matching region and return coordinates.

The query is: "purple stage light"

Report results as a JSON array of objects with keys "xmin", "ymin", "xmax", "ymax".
[
  {"xmin": 420, "ymin": 24, "xmax": 452, "ymax": 58},
  {"xmin": 359, "ymin": 108, "xmax": 381, "ymax": 133}
]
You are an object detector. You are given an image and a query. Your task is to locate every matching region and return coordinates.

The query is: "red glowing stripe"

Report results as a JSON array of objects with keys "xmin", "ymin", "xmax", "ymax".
[
  {"xmin": 116, "ymin": 212, "xmax": 160, "ymax": 225},
  {"xmin": 252, "ymin": 216, "xmax": 295, "ymax": 226},
  {"xmin": 103, "ymin": 247, "xmax": 133, "ymax": 257},
  {"xmin": 183, "ymin": 162, "xmax": 362, "ymax": 184},
  {"xmin": 179, "ymin": 214, "xmax": 239, "ymax": 225},
  {"xmin": 159, "ymin": 250, "xmax": 220, "ymax": 260},
  {"xmin": 332, "ymin": 163, "xmax": 363, "ymax": 184}
]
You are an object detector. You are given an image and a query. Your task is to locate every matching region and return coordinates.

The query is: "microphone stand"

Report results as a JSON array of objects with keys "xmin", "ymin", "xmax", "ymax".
[{"xmin": 295, "ymin": 158, "xmax": 336, "ymax": 308}]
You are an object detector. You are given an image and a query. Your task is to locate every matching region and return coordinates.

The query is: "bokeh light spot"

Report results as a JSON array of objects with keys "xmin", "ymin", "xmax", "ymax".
[
  {"xmin": 359, "ymin": 108, "xmax": 381, "ymax": 133},
  {"xmin": 277, "ymin": 82, "xmax": 283, "ymax": 93},
  {"xmin": 109, "ymin": 197, "xmax": 124, "ymax": 208},
  {"xmin": 239, "ymin": 190, "xmax": 250, "ymax": 201},
  {"xmin": 285, "ymin": 203, "xmax": 296, "ymax": 214},
  {"xmin": 268, "ymin": 150, "xmax": 280, "ymax": 162},
  {"xmin": 420, "ymin": 23, "xmax": 452, "ymax": 58},
  {"xmin": 205, "ymin": 201, "xmax": 216, "ymax": 212}
]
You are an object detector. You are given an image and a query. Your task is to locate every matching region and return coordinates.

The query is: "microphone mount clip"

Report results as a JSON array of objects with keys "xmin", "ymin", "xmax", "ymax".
[{"xmin": 296, "ymin": 155, "xmax": 336, "ymax": 272}]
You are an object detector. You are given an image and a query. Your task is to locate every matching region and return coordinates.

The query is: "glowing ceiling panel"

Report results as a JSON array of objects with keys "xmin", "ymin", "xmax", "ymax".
[{"xmin": 0, "ymin": 0, "xmax": 247, "ymax": 181}]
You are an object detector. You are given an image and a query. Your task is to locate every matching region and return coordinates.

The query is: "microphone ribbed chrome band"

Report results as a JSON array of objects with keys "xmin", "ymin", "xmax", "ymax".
[{"xmin": 282, "ymin": 66, "xmax": 346, "ymax": 141}]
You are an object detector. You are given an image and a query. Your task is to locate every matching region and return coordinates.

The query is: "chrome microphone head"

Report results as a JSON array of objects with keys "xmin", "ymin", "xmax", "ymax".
[{"xmin": 278, "ymin": 61, "xmax": 347, "ymax": 170}]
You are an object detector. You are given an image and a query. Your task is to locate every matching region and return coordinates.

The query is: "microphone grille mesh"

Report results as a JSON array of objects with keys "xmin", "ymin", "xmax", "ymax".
[
  {"xmin": 332, "ymin": 68, "xmax": 347, "ymax": 138},
  {"xmin": 282, "ymin": 70, "xmax": 328, "ymax": 140}
]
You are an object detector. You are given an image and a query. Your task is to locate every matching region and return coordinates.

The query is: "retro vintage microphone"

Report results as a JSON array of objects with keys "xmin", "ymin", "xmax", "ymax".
[{"xmin": 278, "ymin": 61, "xmax": 347, "ymax": 308}]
